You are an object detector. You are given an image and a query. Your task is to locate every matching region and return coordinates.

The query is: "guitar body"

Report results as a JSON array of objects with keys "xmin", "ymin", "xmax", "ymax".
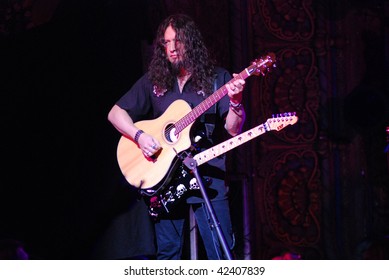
[{"xmin": 117, "ymin": 99, "xmax": 193, "ymax": 189}]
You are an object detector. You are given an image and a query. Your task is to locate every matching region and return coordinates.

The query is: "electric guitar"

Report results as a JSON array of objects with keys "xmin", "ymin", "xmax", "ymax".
[
  {"xmin": 117, "ymin": 53, "xmax": 276, "ymax": 190},
  {"xmin": 145, "ymin": 113, "xmax": 299, "ymax": 218}
]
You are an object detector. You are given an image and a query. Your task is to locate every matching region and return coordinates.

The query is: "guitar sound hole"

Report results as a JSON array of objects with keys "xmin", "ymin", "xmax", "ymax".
[{"xmin": 165, "ymin": 124, "xmax": 178, "ymax": 144}]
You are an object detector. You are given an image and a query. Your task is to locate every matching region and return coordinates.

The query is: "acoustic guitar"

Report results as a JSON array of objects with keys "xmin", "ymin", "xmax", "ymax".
[{"xmin": 117, "ymin": 53, "xmax": 276, "ymax": 190}]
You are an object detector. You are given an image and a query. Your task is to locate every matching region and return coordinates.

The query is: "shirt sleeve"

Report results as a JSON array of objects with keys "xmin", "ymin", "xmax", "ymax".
[{"xmin": 115, "ymin": 73, "xmax": 153, "ymax": 122}]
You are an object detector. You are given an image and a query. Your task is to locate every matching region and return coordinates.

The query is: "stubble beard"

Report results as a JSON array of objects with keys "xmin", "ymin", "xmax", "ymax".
[
  {"xmin": 171, "ymin": 60, "xmax": 184, "ymax": 76},
  {"xmin": 171, "ymin": 58, "xmax": 191, "ymax": 77}
]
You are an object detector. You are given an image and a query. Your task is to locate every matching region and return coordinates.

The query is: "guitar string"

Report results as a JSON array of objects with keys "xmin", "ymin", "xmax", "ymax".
[{"xmin": 162, "ymin": 56, "xmax": 274, "ymax": 142}]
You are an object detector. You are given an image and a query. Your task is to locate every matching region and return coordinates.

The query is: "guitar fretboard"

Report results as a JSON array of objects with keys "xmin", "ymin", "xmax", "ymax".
[
  {"xmin": 174, "ymin": 72, "xmax": 247, "ymax": 134},
  {"xmin": 193, "ymin": 113, "xmax": 297, "ymax": 166},
  {"xmin": 174, "ymin": 54, "xmax": 275, "ymax": 135},
  {"xmin": 193, "ymin": 123, "xmax": 267, "ymax": 166}
]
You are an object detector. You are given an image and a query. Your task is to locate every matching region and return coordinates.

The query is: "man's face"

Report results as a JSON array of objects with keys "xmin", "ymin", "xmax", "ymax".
[{"xmin": 163, "ymin": 25, "xmax": 184, "ymax": 65}]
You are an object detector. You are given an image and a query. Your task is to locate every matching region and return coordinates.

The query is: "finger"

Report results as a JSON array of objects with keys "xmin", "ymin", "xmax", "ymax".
[
  {"xmin": 149, "ymin": 142, "xmax": 160, "ymax": 150},
  {"xmin": 227, "ymin": 83, "xmax": 236, "ymax": 92},
  {"xmin": 234, "ymin": 79, "xmax": 245, "ymax": 87},
  {"xmin": 232, "ymin": 85, "xmax": 239, "ymax": 93},
  {"xmin": 150, "ymin": 138, "xmax": 161, "ymax": 148},
  {"xmin": 234, "ymin": 83, "xmax": 244, "ymax": 92}
]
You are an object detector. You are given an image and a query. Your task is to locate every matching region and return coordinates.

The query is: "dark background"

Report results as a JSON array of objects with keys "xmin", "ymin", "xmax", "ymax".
[
  {"xmin": 1, "ymin": 0, "xmax": 155, "ymax": 259},
  {"xmin": 1, "ymin": 0, "xmax": 389, "ymax": 260}
]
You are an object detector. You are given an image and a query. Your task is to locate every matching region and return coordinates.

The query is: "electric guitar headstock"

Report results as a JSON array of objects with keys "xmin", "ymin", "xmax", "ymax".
[
  {"xmin": 265, "ymin": 112, "xmax": 298, "ymax": 131},
  {"xmin": 247, "ymin": 52, "xmax": 277, "ymax": 76}
]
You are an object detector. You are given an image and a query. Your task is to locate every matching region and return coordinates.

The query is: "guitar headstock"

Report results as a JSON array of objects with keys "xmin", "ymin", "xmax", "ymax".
[
  {"xmin": 247, "ymin": 52, "xmax": 276, "ymax": 76},
  {"xmin": 265, "ymin": 112, "xmax": 298, "ymax": 131}
]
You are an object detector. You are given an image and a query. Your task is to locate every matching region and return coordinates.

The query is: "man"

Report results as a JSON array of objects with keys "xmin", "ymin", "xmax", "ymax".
[{"xmin": 108, "ymin": 14, "xmax": 245, "ymax": 259}]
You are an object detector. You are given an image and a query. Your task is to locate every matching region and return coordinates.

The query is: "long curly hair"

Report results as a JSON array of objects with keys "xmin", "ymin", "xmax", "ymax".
[{"xmin": 148, "ymin": 14, "xmax": 216, "ymax": 96}]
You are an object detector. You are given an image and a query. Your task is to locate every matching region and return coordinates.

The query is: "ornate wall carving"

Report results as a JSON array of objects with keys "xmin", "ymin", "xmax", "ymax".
[
  {"xmin": 246, "ymin": 0, "xmax": 389, "ymax": 259},
  {"xmin": 247, "ymin": 0, "xmax": 322, "ymax": 259}
]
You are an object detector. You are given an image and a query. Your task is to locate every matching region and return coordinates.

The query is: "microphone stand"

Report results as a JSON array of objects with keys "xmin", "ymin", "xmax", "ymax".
[{"xmin": 182, "ymin": 155, "xmax": 233, "ymax": 260}]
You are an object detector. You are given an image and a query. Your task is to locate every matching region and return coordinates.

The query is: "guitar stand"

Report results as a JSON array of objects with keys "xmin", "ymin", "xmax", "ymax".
[{"xmin": 182, "ymin": 156, "xmax": 233, "ymax": 260}]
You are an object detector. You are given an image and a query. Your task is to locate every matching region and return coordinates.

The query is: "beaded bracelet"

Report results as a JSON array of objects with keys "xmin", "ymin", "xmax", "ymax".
[
  {"xmin": 229, "ymin": 100, "xmax": 242, "ymax": 109},
  {"xmin": 134, "ymin": 129, "xmax": 144, "ymax": 143}
]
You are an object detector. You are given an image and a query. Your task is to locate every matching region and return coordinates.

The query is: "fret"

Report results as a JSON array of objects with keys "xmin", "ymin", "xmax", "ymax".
[{"xmin": 173, "ymin": 53, "xmax": 276, "ymax": 135}]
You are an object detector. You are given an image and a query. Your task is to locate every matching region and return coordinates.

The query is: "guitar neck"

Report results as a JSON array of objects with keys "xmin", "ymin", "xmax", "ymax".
[
  {"xmin": 193, "ymin": 122, "xmax": 268, "ymax": 166},
  {"xmin": 193, "ymin": 113, "xmax": 297, "ymax": 166},
  {"xmin": 174, "ymin": 54, "xmax": 274, "ymax": 134},
  {"xmin": 174, "ymin": 69, "xmax": 249, "ymax": 134}
]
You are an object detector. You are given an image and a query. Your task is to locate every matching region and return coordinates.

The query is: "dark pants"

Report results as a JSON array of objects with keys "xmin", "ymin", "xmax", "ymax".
[{"xmin": 154, "ymin": 198, "xmax": 234, "ymax": 259}]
